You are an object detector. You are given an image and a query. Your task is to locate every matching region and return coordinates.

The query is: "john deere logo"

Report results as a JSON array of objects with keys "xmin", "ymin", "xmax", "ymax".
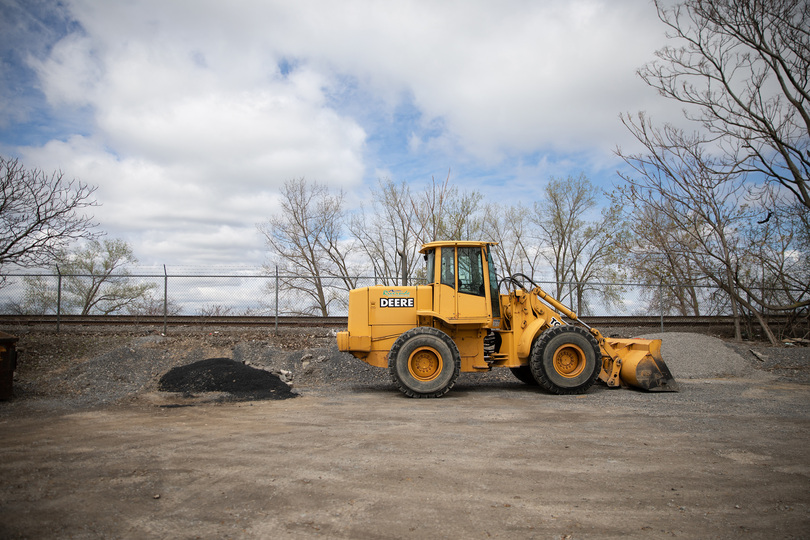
[
  {"xmin": 380, "ymin": 289, "xmax": 413, "ymax": 307},
  {"xmin": 380, "ymin": 297, "xmax": 414, "ymax": 308}
]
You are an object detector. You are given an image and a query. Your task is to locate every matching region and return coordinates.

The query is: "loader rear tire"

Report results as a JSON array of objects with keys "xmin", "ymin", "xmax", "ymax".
[
  {"xmin": 530, "ymin": 326, "xmax": 600, "ymax": 395},
  {"xmin": 388, "ymin": 327, "xmax": 460, "ymax": 398}
]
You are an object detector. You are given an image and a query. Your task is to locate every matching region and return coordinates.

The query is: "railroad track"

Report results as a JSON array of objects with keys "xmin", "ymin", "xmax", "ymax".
[
  {"xmin": 0, "ymin": 315, "xmax": 348, "ymax": 328},
  {"xmin": 0, "ymin": 314, "xmax": 790, "ymax": 330}
]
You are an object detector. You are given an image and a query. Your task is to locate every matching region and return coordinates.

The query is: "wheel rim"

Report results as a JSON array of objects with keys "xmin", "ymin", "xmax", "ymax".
[
  {"xmin": 408, "ymin": 346, "xmax": 443, "ymax": 381},
  {"xmin": 552, "ymin": 344, "xmax": 587, "ymax": 378}
]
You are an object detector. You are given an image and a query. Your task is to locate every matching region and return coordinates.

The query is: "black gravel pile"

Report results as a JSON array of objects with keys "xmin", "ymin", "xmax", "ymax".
[{"xmin": 158, "ymin": 358, "xmax": 297, "ymax": 401}]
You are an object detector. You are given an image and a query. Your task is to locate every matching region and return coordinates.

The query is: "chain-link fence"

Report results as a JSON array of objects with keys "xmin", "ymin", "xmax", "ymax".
[
  {"xmin": 0, "ymin": 269, "xmax": 375, "ymax": 317},
  {"xmin": 2, "ymin": 266, "xmax": 804, "ymax": 321}
]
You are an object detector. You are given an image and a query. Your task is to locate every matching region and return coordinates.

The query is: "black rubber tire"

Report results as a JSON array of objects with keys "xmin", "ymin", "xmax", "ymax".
[
  {"xmin": 530, "ymin": 325, "xmax": 601, "ymax": 395},
  {"xmin": 509, "ymin": 365, "xmax": 539, "ymax": 386},
  {"xmin": 388, "ymin": 327, "xmax": 460, "ymax": 398}
]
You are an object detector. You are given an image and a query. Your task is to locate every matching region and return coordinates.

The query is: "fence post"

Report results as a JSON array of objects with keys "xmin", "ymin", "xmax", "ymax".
[
  {"xmin": 659, "ymin": 279, "xmax": 664, "ymax": 332},
  {"xmin": 163, "ymin": 265, "xmax": 168, "ymax": 335},
  {"xmin": 56, "ymin": 264, "xmax": 62, "ymax": 334},
  {"xmin": 398, "ymin": 249, "xmax": 407, "ymax": 286},
  {"xmin": 274, "ymin": 265, "xmax": 279, "ymax": 335}
]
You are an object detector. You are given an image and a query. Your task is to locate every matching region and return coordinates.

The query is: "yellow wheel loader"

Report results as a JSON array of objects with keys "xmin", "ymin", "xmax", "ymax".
[{"xmin": 337, "ymin": 240, "xmax": 678, "ymax": 398}]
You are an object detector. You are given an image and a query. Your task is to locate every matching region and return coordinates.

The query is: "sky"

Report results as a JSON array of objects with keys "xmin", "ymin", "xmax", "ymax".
[{"xmin": 0, "ymin": 0, "xmax": 682, "ymax": 269}]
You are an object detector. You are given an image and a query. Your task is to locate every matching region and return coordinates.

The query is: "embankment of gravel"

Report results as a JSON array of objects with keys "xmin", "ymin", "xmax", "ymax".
[
  {"xmin": 641, "ymin": 331, "xmax": 760, "ymax": 379},
  {"xmin": 0, "ymin": 326, "xmax": 806, "ymax": 412}
]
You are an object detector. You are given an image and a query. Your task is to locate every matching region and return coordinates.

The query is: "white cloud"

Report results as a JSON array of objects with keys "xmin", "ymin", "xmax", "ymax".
[
  {"xmin": 9, "ymin": 0, "xmax": 681, "ymax": 266},
  {"xmin": 17, "ymin": 137, "xmax": 252, "ymax": 265},
  {"xmin": 223, "ymin": 0, "xmax": 673, "ymax": 159},
  {"xmin": 51, "ymin": 0, "xmax": 673, "ymax": 159},
  {"xmin": 28, "ymin": 33, "xmax": 100, "ymax": 108},
  {"xmin": 18, "ymin": 1, "xmax": 374, "ymax": 265}
]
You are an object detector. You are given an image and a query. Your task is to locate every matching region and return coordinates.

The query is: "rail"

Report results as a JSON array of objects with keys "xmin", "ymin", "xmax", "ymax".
[
  {"xmin": 0, "ymin": 314, "xmax": 347, "ymax": 330},
  {"xmin": 0, "ymin": 314, "xmax": 794, "ymax": 332}
]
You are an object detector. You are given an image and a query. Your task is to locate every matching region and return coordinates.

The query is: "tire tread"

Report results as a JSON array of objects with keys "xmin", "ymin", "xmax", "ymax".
[
  {"xmin": 530, "ymin": 325, "xmax": 600, "ymax": 395},
  {"xmin": 388, "ymin": 326, "xmax": 461, "ymax": 398}
]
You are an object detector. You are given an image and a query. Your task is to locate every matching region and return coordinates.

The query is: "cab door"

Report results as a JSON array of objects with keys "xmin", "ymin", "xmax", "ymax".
[
  {"xmin": 454, "ymin": 246, "xmax": 489, "ymax": 322},
  {"xmin": 435, "ymin": 246, "xmax": 457, "ymax": 318},
  {"xmin": 431, "ymin": 245, "xmax": 490, "ymax": 321}
]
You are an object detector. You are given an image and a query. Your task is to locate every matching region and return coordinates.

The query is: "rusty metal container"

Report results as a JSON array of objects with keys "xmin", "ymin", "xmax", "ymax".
[{"xmin": 0, "ymin": 331, "xmax": 19, "ymax": 400}]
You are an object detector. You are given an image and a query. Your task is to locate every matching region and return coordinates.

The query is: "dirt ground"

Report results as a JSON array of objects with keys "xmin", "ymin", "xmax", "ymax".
[{"xmin": 1, "ymin": 325, "xmax": 809, "ymax": 539}]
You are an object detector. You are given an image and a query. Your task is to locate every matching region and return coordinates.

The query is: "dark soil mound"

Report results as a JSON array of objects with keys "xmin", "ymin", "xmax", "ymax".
[{"xmin": 158, "ymin": 358, "xmax": 297, "ymax": 401}]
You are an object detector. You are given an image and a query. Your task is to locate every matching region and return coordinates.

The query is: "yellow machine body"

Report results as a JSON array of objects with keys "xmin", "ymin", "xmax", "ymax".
[{"xmin": 337, "ymin": 241, "xmax": 678, "ymax": 397}]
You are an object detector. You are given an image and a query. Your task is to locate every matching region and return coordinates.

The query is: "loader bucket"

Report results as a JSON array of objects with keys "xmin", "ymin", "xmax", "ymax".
[{"xmin": 603, "ymin": 338, "xmax": 679, "ymax": 392}]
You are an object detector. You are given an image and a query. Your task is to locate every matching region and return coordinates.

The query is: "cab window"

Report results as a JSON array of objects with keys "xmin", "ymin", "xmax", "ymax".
[
  {"xmin": 457, "ymin": 246, "xmax": 485, "ymax": 296},
  {"xmin": 424, "ymin": 249, "xmax": 436, "ymax": 284},
  {"xmin": 441, "ymin": 247, "xmax": 455, "ymax": 287},
  {"xmin": 487, "ymin": 245, "xmax": 501, "ymax": 317}
]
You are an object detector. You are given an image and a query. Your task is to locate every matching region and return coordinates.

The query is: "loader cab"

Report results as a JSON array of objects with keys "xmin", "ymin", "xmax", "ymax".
[{"xmin": 421, "ymin": 241, "xmax": 500, "ymax": 324}]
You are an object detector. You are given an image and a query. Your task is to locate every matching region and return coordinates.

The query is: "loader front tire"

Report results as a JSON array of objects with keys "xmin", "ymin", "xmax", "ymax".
[
  {"xmin": 530, "ymin": 326, "xmax": 600, "ymax": 395},
  {"xmin": 388, "ymin": 327, "xmax": 460, "ymax": 398}
]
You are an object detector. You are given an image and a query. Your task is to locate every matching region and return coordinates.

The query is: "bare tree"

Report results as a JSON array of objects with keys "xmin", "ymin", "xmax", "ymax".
[
  {"xmin": 641, "ymin": 0, "xmax": 810, "ymax": 210},
  {"xmin": 483, "ymin": 202, "xmax": 544, "ymax": 282},
  {"xmin": 532, "ymin": 174, "xmax": 627, "ymax": 314},
  {"xmin": 617, "ymin": 116, "xmax": 789, "ymax": 343},
  {"xmin": 616, "ymin": 201, "xmax": 708, "ymax": 316},
  {"xmin": 350, "ymin": 178, "xmax": 421, "ymax": 285},
  {"xmin": 21, "ymin": 238, "xmax": 156, "ymax": 315},
  {"xmin": 617, "ymin": 0, "xmax": 810, "ymax": 341},
  {"xmin": 127, "ymin": 294, "xmax": 182, "ymax": 317},
  {"xmin": 739, "ymin": 191, "xmax": 809, "ymax": 335},
  {"xmin": 258, "ymin": 178, "xmax": 357, "ymax": 316},
  {"xmin": 411, "ymin": 172, "xmax": 484, "ymax": 245},
  {"xmin": 196, "ymin": 304, "xmax": 234, "ymax": 317},
  {"xmin": 1, "ymin": 156, "xmax": 99, "ymax": 272}
]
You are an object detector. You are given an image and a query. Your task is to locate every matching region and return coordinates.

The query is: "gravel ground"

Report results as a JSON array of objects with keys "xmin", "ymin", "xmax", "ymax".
[
  {"xmin": 0, "ymin": 324, "xmax": 807, "ymax": 410},
  {"xmin": 1, "ymin": 326, "xmax": 342, "ymax": 410},
  {"xmin": 1, "ymin": 324, "xmax": 809, "ymax": 539}
]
